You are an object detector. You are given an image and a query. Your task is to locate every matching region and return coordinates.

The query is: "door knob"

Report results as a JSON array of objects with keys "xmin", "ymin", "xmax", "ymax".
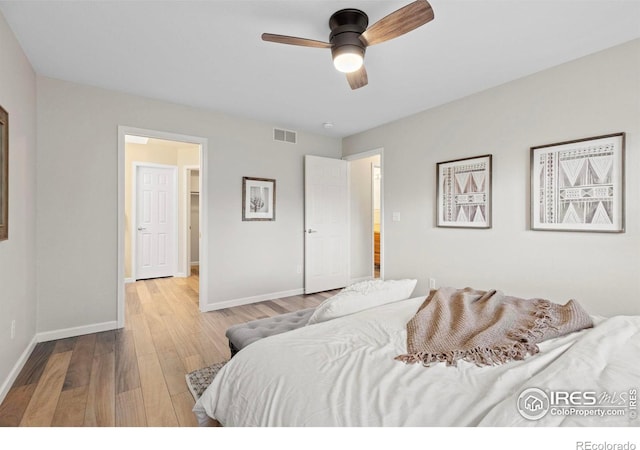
[
  {"xmin": 137, "ymin": 226, "xmax": 147, "ymax": 231},
  {"xmin": 307, "ymin": 229, "xmax": 317, "ymax": 233}
]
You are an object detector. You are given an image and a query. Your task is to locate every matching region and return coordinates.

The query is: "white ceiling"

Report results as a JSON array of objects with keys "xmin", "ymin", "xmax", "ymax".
[{"xmin": 1, "ymin": 0, "xmax": 639, "ymax": 138}]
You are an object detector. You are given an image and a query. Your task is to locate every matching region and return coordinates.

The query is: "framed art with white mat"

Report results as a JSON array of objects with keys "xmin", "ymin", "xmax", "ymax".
[
  {"xmin": 436, "ymin": 154, "xmax": 492, "ymax": 229},
  {"xmin": 530, "ymin": 133, "xmax": 625, "ymax": 233}
]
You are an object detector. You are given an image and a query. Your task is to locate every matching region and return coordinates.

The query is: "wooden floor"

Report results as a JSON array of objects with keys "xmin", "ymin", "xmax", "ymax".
[{"xmin": 0, "ymin": 269, "xmax": 337, "ymax": 427}]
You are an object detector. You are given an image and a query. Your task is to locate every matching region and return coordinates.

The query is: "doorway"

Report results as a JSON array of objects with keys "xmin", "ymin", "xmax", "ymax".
[
  {"xmin": 118, "ymin": 126, "xmax": 208, "ymax": 328},
  {"xmin": 133, "ymin": 163, "xmax": 178, "ymax": 280},
  {"xmin": 372, "ymin": 164, "xmax": 381, "ymax": 279},
  {"xmin": 344, "ymin": 149, "xmax": 384, "ymax": 283}
]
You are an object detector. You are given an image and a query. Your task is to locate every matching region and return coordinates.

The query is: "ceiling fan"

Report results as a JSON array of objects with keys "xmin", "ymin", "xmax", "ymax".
[{"xmin": 261, "ymin": 0, "xmax": 434, "ymax": 90}]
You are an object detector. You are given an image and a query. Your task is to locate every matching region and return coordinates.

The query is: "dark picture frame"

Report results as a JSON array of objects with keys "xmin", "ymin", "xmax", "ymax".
[
  {"xmin": 436, "ymin": 154, "xmax": 492, "ymax": 229},
  {"xmin": 0, "ymin": 105, "xmax": 8, "ymax": 241},
  {"xmin": 242, "ymin": 176, "xmax": 276, "ymax": 221},
  {"xmin": 530, "ymin": 133, "xmax": 625, "ymax": 233}
]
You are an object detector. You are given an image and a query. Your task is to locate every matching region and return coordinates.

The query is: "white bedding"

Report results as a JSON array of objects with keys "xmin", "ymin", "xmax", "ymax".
[{"xmin": 193, "ymin": 296, "xmax": 640, "ymax": 427}]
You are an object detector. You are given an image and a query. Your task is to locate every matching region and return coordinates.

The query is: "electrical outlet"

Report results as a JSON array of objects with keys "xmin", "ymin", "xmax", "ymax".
[
  {"xmin": 296, "ymin": 265, "xmax": 303, "ymax": 274},
  {"xmin": 10, "ymin": 320, "xmax": 15, "ymax": 340},
  {"xmin": 429, "ymin": 278, "xmax": 436, "ymax": 289},
  {"xmin": 392, "ymin": 212, "xmax": 401, "ymax": 222}
]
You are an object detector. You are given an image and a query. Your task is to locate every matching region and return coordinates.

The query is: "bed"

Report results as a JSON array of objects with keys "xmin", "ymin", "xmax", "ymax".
[{"xmin": 193, "ymin": 291, "xmax": 640, "ymax": 427}]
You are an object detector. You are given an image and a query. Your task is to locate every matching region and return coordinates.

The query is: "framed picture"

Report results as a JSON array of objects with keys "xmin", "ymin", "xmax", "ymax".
[
  {"xmin": 530, "ymin": 133, "xmax": 625, "ymax": 233},
  {"xmin": 436, "ymin": 154, "xmax": 492, "ymax": 228},
  {"xmin": 242, "ymin": 177, "xmax": 276, "ymax": 221},
  {"xmin": 0, "ymin": 105, "xmax": 8, "ymax": 241}
]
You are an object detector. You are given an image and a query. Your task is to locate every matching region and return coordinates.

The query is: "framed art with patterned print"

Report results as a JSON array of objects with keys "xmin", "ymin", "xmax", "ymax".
[
  {"xmin": 530, "ymin": 133, "xmax": 625, "ymax": 233},
  {"xmin": 436, "ymin": 154, "xmax": 492, "ymax": 229}
]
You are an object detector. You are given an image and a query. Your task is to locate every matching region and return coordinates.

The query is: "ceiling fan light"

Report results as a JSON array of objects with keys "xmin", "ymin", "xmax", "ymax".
[{"xmin": 333, "ymin": 51, "xmax": 363, "ymax": 73}]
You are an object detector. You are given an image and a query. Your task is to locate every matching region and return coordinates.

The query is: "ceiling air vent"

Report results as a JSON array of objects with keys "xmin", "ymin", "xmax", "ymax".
[{"xmin": 273, "ymin": 128, "xmax": 297, "ymax": 144}]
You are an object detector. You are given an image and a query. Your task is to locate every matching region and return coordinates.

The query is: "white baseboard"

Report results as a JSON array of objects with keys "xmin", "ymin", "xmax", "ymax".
[
  {"xmin": 36, "ymin": 321, "xmax": 119, "ymax": 343},
  {"xmin": 202, "ymin": 288, "xmax": 305, "ymax": 312},
  {"xmin": 190, "ymin": 262, "xmax": 199, "ymax": 266},
  {"xmin": 124, "ymin": 277, "xmax": 136, "ymax": 284},
  {"xmin": 175, "ymin": 272, "xmax": 188, "ymax": 278},
  {"xmin": 0, "ymin": 335, "xmax": 37, "ymax": 405}
]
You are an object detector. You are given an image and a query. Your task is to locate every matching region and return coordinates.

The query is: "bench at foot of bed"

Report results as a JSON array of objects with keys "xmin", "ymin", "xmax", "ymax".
[{"xmin": 225, "ymin": 307, "xmax": 315, "ymax": 357}]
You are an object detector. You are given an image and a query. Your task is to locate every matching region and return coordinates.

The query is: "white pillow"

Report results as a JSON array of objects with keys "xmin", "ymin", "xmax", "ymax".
[{"xmin": 306, "ymin": 279, "xmax": 417, "ymax": 325}]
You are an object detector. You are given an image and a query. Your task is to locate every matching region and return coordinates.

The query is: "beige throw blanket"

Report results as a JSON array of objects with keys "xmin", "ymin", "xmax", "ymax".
[{"xmin": 396, "ymin": 287, "xmax": 593, "ymax": 367}]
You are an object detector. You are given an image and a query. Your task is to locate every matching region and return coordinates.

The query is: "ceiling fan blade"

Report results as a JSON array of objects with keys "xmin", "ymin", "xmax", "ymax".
[
  {"xmin": 360, "ymin": 0, "xmax": 434, "ymax": 47},
  {"xmin": 261, "ymin": 33, "xmax": 332, "ymax": 48},
  {"xmin": 346, "ymin": 66, "xmax": 368, "ymax": 90}
]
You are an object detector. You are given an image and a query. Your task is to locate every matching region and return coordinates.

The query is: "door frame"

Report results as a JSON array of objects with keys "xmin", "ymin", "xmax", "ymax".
[
  {"xmin": 184, "ymin": 165, "xmax": 200, "ymax": 275},
  {"xmin": 118, "ymin": 126, "xmax": 209, "ymax": 328},
  {"xmin": 131, "ymin": 162, "xmax": 178, "ymax": 282},
  {"xmin": 343, "ymin": 148, "xmax": 385, "ymax": 282},
  {"xmin": 372, "ymin": 163, "xmax": 381, "ymax": 279}
]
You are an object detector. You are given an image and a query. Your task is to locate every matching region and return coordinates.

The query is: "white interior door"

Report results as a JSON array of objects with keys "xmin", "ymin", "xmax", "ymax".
[
  {"xmin": 136, "ymin": 165, "xmax": 176, "ymax": 280},
  {"xmin": 304, "ymin": 155, "xmax": 349, "ymax": 294}
]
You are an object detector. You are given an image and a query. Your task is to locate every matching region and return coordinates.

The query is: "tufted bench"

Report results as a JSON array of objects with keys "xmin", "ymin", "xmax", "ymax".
[{"xmin": 225, "ymin": 307, "xmax": 315, "ymax": 357}]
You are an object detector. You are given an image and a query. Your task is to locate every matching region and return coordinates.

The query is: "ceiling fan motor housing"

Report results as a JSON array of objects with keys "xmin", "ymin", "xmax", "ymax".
[{"xmin": 329, "ymin": 9, "xmax": 368, "ymax": 61}]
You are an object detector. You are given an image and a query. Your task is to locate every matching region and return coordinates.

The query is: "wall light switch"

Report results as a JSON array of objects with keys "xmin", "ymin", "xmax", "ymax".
[{"xmin": 392, "ymin": 212, "xmax": 401, "ymax": 222}]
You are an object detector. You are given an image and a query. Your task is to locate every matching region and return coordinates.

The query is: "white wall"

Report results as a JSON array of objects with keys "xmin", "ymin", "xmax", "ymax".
[
  {"xmin": 349, "ymin": 155, "xmax": 380, "ymax": 281},
  {"xmin": 343, "ymin": 39, "xmax": 640, "ymax": 317},
  {"xmin": 36, "ymin": 76, "xmax": 341, "ymax": 333},
  {"xmin": 0, "ymin": 12, "xmax": 37, "ymax": 399}
]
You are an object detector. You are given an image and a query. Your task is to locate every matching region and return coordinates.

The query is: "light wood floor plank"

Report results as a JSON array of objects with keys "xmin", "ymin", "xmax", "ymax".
[
  {"xmin": 0, "ymin": 384, "xmax": 37, "ymax": 426},
  {"xmin": 63, "ymin": 334, "xmax": 96, "ymax": 391},
  {"xmin": 163, "ymin": 317, "xmax": 200, "ymax": 366},
  {"xmin": 12, "ymin": 341, "xmax": 56, "ymax": 388},
  {"xmin": 149, "ymin": 286, "xmax": 174, "ymax": 318},
  {"xmin": 53, "ymin": 337, "xmax": 77, "ymax": 354},
  {"xmin": 130, "ymin": 313, "xmax": 156, "ymax": 357},
  {"xmin": 125, "ymin": 283, "xmax": 143, "ymax": 315},
  {"xmin": 171, "ymin": 391, "xmax": 199, "ymax": 427},
  {"xmin": 184, "ymin": 354, "xmax": 205, "ymax": 374},
  {"xmin": 189, "ymin": 329, "xmax": 222, "ymax": 367},
  {"xmin": 95, "ymin": 331, "xmax": 115, "ymax": 356},
  {"xmin": 137, "ymin": 352, "xmax": 179, "ymax": 426},
  {"xmin": 115, "ymin": 330, "xmax": 140, "ymax": 394},
  {"xmin": 251, "ymin": 302, "xmax": 283, "ymax": 318},
  {"xmin": 157, "ymin": 352, "xmax": 189, "ymax": 397},
  {"xmin": 84, "ymin": 351, "xmax": 115, "ymax": 427},
  {"xmin": 162, "ymin": 279, "xmax": 196, "ymax": 309},
  {"xmin": 198, "ymin": 321, "xmax": 231, "ymax": 359},
  {"xmin": 146, "ymin": 279, "xmax": 161, "ymax": 294},
  {"xmin": 51, "ymin": 385, "xmax": 88, "ymax": 426},
  {"xmin": 20, "ymin": 351, "xmax": 72, "ymax": 426},
  {"xmin": 143, "ymin": 299, "xmax": 170, "ymax": 333},
  {"xmin": 136, "ymin": 282, "xmax": 153, "ymax": 306},
  {"xmin": 115, "ymin": 388, "xmax": 147, "ymax": 427}
]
